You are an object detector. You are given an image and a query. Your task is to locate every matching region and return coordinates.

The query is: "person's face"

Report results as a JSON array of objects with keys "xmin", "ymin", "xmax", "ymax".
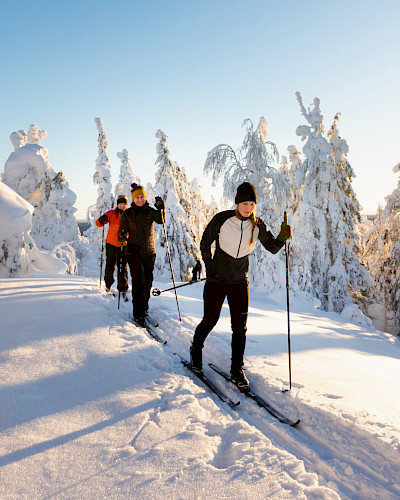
[
  {"xmin": 117, "ymin": 202, "xmax": 127, "ymax": 211},
  {"xmin": 133, "ymin": 194, "xmax": 146, "ymax": 207},
  {"xmin": 237, "ymin": 201, "xmax": 256, "ymax": 218}
]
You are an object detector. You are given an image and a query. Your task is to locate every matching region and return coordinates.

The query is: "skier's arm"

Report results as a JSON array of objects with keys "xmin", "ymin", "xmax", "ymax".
[
  {"xmin": 257, "ymin": 218, "xmax": 285, "ymax": 254},
  {"xmin": 95, "ymin": 213, "xmax": 109, "ymax": 227},
  {"xmin": 200, "ymin": 214, "xmax": 221, "ymax": 275},
  {"xmin": 153, "ymin": 197, "xmax": 165, "ymax": 224},
  {"xmin": 117, "ymin": 213, "xmax": 129, "ymax": 242}
]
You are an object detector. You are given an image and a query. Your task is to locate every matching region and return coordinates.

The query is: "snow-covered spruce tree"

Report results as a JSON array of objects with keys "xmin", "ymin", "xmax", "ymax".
[
  {"xmin": 3, "ymin": 125, "xmax": 80, "ymax": 254},
  {"xmin": 204, "ymin": 117, "xmax": 289, "ymax": 291},
  {"xmin": 290, "ymin": 93, "xmax": 368, "ymax": 314},
  {"xmin": 0, "ymin": 182, "xmax": 34, "ymax": 276},
  {"xmin": 153, "ymin": 129, "xmax": 198, "ymax": 281},
  {"xmin": 279, "ymin": 145, "xmax": 305, "ymax": 214},
  {"xmin": 362, "ymin": 167, "xmax": 400, "ymax": 333},
  {"xmin": 10, "ymin": 130, "xmax": 27, "ymax": 150},
  {"xmin": 189, "ymin": 178, "xmax": 218, "ymax": 255},
  {"xmin": 114, "ymin": 148, "xmax": 140, "ymax": 199},
  {"xmin": 85, "ymin": 118, "xmax": 115, "ymax": 262}
]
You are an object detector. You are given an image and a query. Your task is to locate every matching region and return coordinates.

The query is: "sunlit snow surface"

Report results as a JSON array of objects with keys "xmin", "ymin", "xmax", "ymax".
[{"xmin": 0, "ymin": 275, "xmax": 399, "ymax": 499}]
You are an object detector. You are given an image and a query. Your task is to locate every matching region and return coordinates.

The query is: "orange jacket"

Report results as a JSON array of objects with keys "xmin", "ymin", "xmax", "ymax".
[{"xmin": 95, "ymin": 209, "xmax": 127, "ymax": 247}]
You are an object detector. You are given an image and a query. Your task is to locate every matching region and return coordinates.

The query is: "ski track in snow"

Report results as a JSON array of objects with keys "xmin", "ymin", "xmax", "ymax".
[
  {"xmin": 1, "ymin": 276, "xmax": 399, "ymax": 499},
  {"xmin": 106, "ymin": 283, "xmax": 400, "ymax": 499}
]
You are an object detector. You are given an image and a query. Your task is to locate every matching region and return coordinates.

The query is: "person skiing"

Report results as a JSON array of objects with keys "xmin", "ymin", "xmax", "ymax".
[
  {"xmin": 96, "ymin": 195, "xmax": 129, "ymax": 299},
  {"xmin": 117, "ymin": 183, "xmax": 164, "ymax": 327},
  {"xmin": 191, "ymin": 260, "xmax": 202, "ymax": 282},
  {"xmin": 190, "ymin": 182, "xmax": 291, "ymax": 387}
]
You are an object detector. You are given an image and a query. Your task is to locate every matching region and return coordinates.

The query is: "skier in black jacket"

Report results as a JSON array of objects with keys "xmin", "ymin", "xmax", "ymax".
[
  {"xmin": 190, "ymin": 182, "xmax": 291, "ymax": 387},
  {"xmin": 117, "ymin": 183, "xmax": 164, "ymax": 326}
]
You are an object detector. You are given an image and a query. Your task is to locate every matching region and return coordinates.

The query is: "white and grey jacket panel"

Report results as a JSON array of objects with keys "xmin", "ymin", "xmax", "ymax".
[{"xmin": 200, "ymin": 210, "xmax": 284, "ymax": 285}]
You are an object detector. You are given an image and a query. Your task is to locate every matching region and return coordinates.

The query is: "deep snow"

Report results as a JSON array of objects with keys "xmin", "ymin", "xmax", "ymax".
[{"xmin": 0, "ymin": 275, "xmax": 399, "ymax": 499}]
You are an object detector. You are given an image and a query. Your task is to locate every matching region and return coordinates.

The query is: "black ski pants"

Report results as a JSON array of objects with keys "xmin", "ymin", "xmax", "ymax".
[
  {"xmin": 126, "ymin": 254, "xmax": 156, "ymax": 320},
  {"xmin": 192, "ymin": 280, "xmax": 249, "ymax": 370},
  {"xmin": 104, "ymin": 243, "xmax": 128, "ymax": 291}
]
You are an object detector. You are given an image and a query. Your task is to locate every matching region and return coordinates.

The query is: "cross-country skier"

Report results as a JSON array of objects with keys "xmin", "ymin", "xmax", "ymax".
[
  {"xmin": 117, "ymin": 183, "xmax": 164, "ymax": 327},
  {"xmin": 190, "ymin": 182, "xmax": 291, "ymax": 387},
  {"xmin": 191, "ymin": 260, "xmax": 202, "ymax": 282},
  {"xmin": 96, "ymin": 195, "xmax": 129, "ymax": 299}
]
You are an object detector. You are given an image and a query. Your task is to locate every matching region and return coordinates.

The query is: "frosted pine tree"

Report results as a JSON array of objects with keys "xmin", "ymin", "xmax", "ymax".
[
  {"xmin": 85, "ymin": 118, "xmax": 115, "ymax": 262},
  {"xmin": 153, "ymin": 129, "xmax": 198, "ymax": 281},
  {"xmin": 204, "ymin": 117, "xmax": 289, "ymax": 291},
  {"xmin": 3, "ymin": 125, "xmax": 80, "ymax": 252},
  {"xmin": 279, "ymin": 145, "xmax": 305, "ymax": 213},
  {"xmin": 27, "ymin": 124, "xmax": 47, "ymax": 145},
  {"xmin": 362, "ymin": 167, "xmax": 400, "ymax": 333},
  {"xmin": 291, "ymin": 93, "xmax": 368, "ymax": 313},
  {"xmin": 114, "ymin": 148, "xmax": 140, "ymax": 199},
  {"xmin": 10, "ymin": 130, "xmax": 27, "ymax": 150},
  {"xmin": 0, "ymin": 182, "xmax": 34, "ymax": 277},
  {"xmin": 189, "ymin": 178, "xmax": 218, "ymax": 253}
]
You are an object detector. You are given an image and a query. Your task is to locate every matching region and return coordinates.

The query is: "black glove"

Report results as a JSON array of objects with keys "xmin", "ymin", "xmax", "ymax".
[
  {"xmin": 155, "ymin": 196, "xmax": 165, "ymax": 211},
  {"xmin": 278, "ymin": 212, "xmax": 292, "ymax": 242},
  {"xmin": 98, "ymin": 213, "xmax": 108, "ymax": 225}
]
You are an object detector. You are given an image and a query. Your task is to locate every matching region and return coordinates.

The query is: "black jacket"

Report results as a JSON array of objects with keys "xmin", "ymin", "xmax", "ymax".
[
  {"xmin": 201, "ymin": 210, "xmax": 284, "ymax": 285},
  {"xmin": 118, "ymin": 202, "xmax": 163, "ymax": 257}
]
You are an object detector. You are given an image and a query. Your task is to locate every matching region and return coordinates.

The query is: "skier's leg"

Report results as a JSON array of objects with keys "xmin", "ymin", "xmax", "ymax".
[
  {"xmin": 104, "ymin": 243, "xmax": 117, "ymax": 290},
  {"xmin": 142, "ymin": 254, "xmax": 156, "ymax": 315},
  {"xmin": 227, "ymin": 282, "xmax": 249, "ymax": 385},
  {"xmin": 191, "ymin": 281, "xmax": 227, "ymax": 371}
]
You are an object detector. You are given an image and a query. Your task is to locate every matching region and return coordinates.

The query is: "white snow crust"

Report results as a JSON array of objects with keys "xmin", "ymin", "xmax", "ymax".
[{"xmin": 0, "ymin": 273, "xmax": 399, "ymax": 499}]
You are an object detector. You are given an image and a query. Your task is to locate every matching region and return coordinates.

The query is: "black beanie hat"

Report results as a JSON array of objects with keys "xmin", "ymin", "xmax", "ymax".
[
  {"xmin": 235, "ymin": 182, "xmax": 257, "ymax": 204},
  {"xmin": 117, "ymin": 195, "xmax": 128, "ymax": 205}
]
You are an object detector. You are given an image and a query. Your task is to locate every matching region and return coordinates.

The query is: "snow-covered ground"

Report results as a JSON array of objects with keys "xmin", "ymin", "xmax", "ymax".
[{"xmin": 0, "ymin": 275, "xmax": 399, "ymax": 499}]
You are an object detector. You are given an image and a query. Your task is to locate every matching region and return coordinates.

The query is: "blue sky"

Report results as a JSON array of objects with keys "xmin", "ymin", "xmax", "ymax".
[{"xmin": 1, "ymin": 0, "xmax": 399, "ymax": 218}]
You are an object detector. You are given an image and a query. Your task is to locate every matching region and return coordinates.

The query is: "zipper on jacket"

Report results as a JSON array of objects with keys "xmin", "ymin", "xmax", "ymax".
[{"xmin": 236, "ymin": 221, "xmax": 243, "ymax": 258}]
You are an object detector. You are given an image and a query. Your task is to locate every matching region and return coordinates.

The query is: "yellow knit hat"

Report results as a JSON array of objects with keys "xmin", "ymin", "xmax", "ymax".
[{"xmin": 131, "ymin": 183, "xmax": 146, "ymax": 200}]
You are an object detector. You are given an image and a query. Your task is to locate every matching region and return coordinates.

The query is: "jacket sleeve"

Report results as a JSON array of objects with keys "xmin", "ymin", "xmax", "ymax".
[
  {"xmin": 95, "ymin": 213, "xmax": 109, "ymax": 227},
  {"xmin": 117, "ymin": 212, "xmax": 129, "ymax": 242},
  {"xmin": 257, "ymin": 218, "xmax": 285, "ymax": 254},
  {"xmin": 200, "ymin": 213, "xmax": 221, "ymax": 263},
  {"xmin": 151, "ymin": 206, "xmax": 164, "ymax": 224}
]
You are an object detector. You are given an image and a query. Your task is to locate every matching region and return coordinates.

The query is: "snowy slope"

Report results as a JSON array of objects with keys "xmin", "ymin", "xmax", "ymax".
[{"xmin": 0, "ymin": 276, "xmax": 399, "ymax": 499}]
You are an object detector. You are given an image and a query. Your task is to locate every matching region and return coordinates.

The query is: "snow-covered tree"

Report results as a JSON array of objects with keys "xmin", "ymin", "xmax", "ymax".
[
  {"xmin": 362, "ymin": 167, "xmax": 400, "ymax": 333},
  {"xmin": 279, "ymin": 145, "xmax": 304, "ymax": 214},
  {"xmin": 114, "ymin": 148, "xmax": 140, "ymax": 199},
  {"xmin": 0, "ymin": 182, "xmax": 34, "ymax": 276},
  {"xmin": 27, "ymin": 124, "xmax": 47, "ymax": 145},
  {"xmin": 153, "ymin": 129, "xmax": 198, "ymax": 281},
  {"xmin": 204, "ymin": 117, "xmax": 289, "ymax": 291},
  {"xmin": 10, "ymin": 130, "xmax": 27, "ymax": 150},
  {"xmin": 0, "ymin": 182, "xmax": 71, "ymax": 276},
  {"xmin": 189, "ymin": 178, "xmax": 218, "ymax": 265},
  {"xmin": 3, "ymin": 125, "xmax": 80, "ymax": 252},
  {"xmin": 290, "ymin": 92, "xmax": 368, "ymax": 313},
  {"xmin": 85, "ymin": 118, "xmax": 115, "ymax": 262}
]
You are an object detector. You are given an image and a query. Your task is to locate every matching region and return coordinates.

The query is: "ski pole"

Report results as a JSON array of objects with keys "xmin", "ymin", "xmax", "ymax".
[
  {"xmin": 160, "ymin": 206, "xmax": 182, "ymax": 321},
  {"xmin": 284, "ymin": 211, "xmax": 292, "ymax": 391},
  {"xmin": 99, "ymin": 225, "xmax": 105, "ymax": 288},
  {"xmin": 152, "ymin": 278, "xmax": 206, "ymax": 296}
]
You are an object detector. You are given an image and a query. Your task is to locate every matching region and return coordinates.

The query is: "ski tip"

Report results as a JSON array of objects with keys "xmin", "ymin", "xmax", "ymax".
[{"xmin": 291, "ymin": 419, "xmax": 301, "ymax": 427}]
